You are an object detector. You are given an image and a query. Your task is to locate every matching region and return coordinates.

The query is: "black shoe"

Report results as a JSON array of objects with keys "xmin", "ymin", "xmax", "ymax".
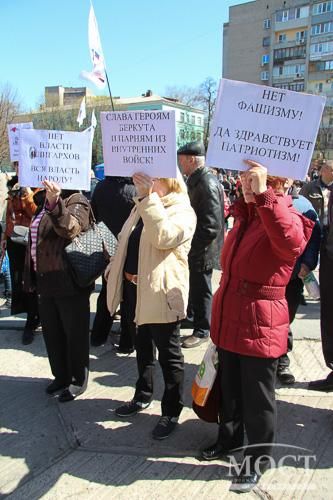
[
  {"xmin": 115, "ymin": 399, "xmax": 151, "ymax": 417},
  {"xmin": 152, "ymin": 416, "xmax": 178, "ymax": 440},
  {"xmin": 277, "ymin": 367, "xmax": 295, "ymax": 385},
  {"xmin": 308, "ymin": 372, "xmax": 333, "ymax": 392},
  {"xmin": 201, "ymin": 442, "xmax": 231, "ymax": 461},
  {"xmin": 90, "ymin": 334, "xmax": 108, "ymax": 347},
  {"xmin": 230, "ymin": 471, "xmax": 260, "ymax": 493},
  {"xmin": 116, "ymin": 346, "xmax": 135, "ymax": 354},
  {"xmin": 22, "ymin": 328, "xmax": 34, "ymax": 345},
  {"xmin": 46, "ymin": 379, "xmax": 67, "ymax": 395},
  {"xmin": 58, "ymin": 385, "xmax": 86, "ymax": 403},
  {"xmin": 300, "ymin": 295, "xmax": 307, "ymax": 306}
]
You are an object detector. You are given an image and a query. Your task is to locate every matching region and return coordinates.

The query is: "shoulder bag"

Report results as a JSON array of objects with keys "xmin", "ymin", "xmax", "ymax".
[{"xmin": 64, "ymin": 207, "xmax": 117, "ymax": 288}]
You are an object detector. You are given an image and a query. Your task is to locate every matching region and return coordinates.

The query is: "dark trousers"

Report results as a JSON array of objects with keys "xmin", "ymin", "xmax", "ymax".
[
  {"xmin": 134, "ymin": 321, "xmax": 184, "ymax": 417},
  {"xmin": 7, "ymin": 238, "xmax": 39, "ymax": 321},
  {"xmin": 319, "ymin": 245, "xmax": 333, "ymax": 370},
  {"xmin": 119, "ymin": 279, "xmax": 137, "ymax": 350},
  {"xmin": 278, "ymin": 277, "xmax": 304, "ymax": 369},
  {"xmin": 217, "ymin": 349, "xmax": 278, "ymax": 472},
  {"xmin": 91, "ymin": 276, "xmax": 114, "ymax": 343},
  {"xmin": 40, "ymin": 291, "xmax": 90, "ymax": 388},
  {"xmin": 187, "ymin": 269, "xmax": 213, "ymax": 337}
]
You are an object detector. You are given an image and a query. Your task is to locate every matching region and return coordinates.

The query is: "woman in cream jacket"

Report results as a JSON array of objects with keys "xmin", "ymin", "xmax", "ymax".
[{"xmin": 106, "ymin": 172, "xmax": 196, "ymax": 440}]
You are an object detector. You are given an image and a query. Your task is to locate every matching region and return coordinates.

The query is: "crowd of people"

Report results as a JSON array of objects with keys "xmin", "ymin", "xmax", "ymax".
[{"xmin": 0, "ymin": 143, "xmax": 331, "ymax": 493}]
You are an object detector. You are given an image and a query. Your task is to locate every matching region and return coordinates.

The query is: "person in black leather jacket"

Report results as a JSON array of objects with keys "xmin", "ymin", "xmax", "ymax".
[{"xmin": 178, "ymin": 142, "xmax": 224, "ymax": 348}]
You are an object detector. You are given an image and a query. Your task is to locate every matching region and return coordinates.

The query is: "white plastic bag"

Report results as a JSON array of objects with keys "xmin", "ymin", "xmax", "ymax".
[
  {"xmin": 192, "ymin": 341, "xmax": 218, "ymax": 407},
  {"xmin": 303, "ymin": 271, "xmax": 320, "ymax": 300}
]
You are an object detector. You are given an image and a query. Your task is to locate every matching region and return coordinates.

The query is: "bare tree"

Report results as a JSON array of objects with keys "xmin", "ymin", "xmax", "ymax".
[
  {"xmin": 0, "ymin": 84, "xmax": 21, "ymax": 166},
  {"xmin": 164, "ymin": 85, "xmax": 201, "ymax": 107},
  {"xmin": 196, "ymin": 78, "xmax": 217, "ymax": 149},
  {"xmin": 164, "ymin": 77, "xmax": 218, "ymax": 148}
]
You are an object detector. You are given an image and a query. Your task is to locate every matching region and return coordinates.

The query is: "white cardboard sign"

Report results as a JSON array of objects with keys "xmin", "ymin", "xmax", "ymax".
[
  {"xmin": 7, "ymin": 122, "xmax": 34, "ymax": 161},
  {"xmin": 206, "ymin": 79, "xmax": 326, "ymax": 180},
  {"xmin": 19, "ymin": 128, "xmax": 93, "ymax": 190},
  {"xmin": 101, "ymin": 110, "xmax": 177, "ymax": 178}
]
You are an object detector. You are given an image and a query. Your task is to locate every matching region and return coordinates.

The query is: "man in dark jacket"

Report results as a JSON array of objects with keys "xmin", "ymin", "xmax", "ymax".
[
  {"xmin": 302, "ymin": 160, "xmax": 333, "ymax": 391},
  {"xmin": 178, "ymin": 141, "xmax": 224, "ymax": 348},
  {"xmin": 277, "ymin": 183, "xmax": 321, "ymax": 385},
  {"xmin": 90, "ymin": 176, "xmax": 136, "ymax": 348}
]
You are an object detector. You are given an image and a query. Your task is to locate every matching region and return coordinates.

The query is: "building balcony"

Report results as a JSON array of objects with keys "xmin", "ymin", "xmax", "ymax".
[
  {"xmin": 274, "ymin": 18, "xmax": 309, "ymax": 31},
  {"xmin": 274, "ymin": 55, "xmax": 306, "ymax": 63},
  {"xmin": 310, "ymin": 51, "xmax": 333, "ymax": 60},
  {"xmin": 308, "ymin": 70, "xmax": 333, "ymax": 80},
  {"xmin": 272, "ymin": 74, "xmax": 305, "ymax": 82},
  {"xmin": 311, "ymin": 12, "xmax": 333, "ymax": 25},
  {"xmin": 273, "ymin": 39, "xmax": 307, "ymax": 49}
]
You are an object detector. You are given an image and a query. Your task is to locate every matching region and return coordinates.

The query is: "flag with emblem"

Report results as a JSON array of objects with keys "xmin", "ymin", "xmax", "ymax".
[{"xmin": 80, "ymin": 4, "xmax": 106, "ymax": 89}]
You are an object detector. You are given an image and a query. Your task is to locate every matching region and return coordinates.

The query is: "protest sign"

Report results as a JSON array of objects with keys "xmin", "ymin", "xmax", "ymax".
[
  {"xmin": 206, "ymin": 79, "xmax": 326, "ymax": 180},
  {"xmin": 7, "ymin": 122, "xmax": 33, "ymax": 162},
  {"xmin": 101, "ymin": 110, "xmax": 177, "ymax": 177},
  {"xmin": 19, "ymin": 128, "xmax": 93, "ymax": 190}
]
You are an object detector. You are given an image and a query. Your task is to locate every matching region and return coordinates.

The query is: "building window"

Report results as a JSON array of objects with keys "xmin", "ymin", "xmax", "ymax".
[
  {"xmin": 311, "ymin": 22, "xmax": 333, "ymax": 36},
  {"xmin": 278, "ymin": 33, "xmax": 287, "ymax": 43},
  {"xmin": 311, "ymin": 41, "xmax": 333, "ymax": 56},
  {"xmin": 180, "ymin": 129, "xmax": 185, "ymax": 139},
  {"xmin": 197, "ymin": 116, "xmax": 202, "ymax": 126},
  {"xmin": 272, "ymin": 64, "xmax": 305, "ymax": 77},
  {"xmin": 263, "ymin": 36, "xmax": 270, "ymax": 47},
  {"xmin": 329, "ymin": 117, "xmax": 333, "ymax": 125},
  {"xmin": 313, "ymin": 1, "xmax": 333, "ymax": 15},
  {"xmin": 191, "ymin": 115, "xmax": 195, "ymax": 125},
  {"xmin": 317, "ymin": 59, "xmax": 333, "ymax": 70},
  {"xmin": 263, "ymin": 18, "xmax": 271, "ymax": 29},
  {"xmin": 179, "ymin": 112, "xmax": 184, "ymax": 122},
  {"xmin": 262, "ymin": 54, "xmax": 270, "ymax": 65},
  {"xmin": 316, "ymin": 82, "xmax": 324, "ymax": 92},
  {"xmin": 261, "ymin": 71, "xmax": 269, "ymax": 81},
  {"xmin": 276, "ymin": 6, "xmax": 308, "ymax": 22},
  {"xmin": 273, "ymin": 82, "xmax": 305, "ymax": 91},
  {"xmin": 296, "ymin": 30, "xmax": 307, "ymax": 42},
  {"xmin": 197, "ymin": 131, "xmax": 202, "ymax": 140},
  {"xmin": 191, "ymin": 131, "xmax": 196, "ymax": 141},
  {"xmin": 273, "ymin": 46, "xmax": 306, "ymax": 61}
]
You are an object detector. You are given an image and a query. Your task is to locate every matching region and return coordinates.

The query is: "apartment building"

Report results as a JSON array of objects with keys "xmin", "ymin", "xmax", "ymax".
[
  {"xmin": 223, "ymin": 0, "xmax": 333, "ymax": 156},
  {"xmin": 223, "ymin": 1, "xmax": 333, "ymax": 94}
]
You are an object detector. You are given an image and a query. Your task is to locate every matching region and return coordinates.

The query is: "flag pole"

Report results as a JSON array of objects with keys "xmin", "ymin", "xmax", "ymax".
[{"xmin": 105, "ymin": 72, "xmax": 114, "ymax": 111}]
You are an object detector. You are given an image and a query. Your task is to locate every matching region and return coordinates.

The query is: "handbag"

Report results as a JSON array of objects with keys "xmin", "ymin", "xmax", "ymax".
[
  {"xmin": 10, "ymin": 225, "xmax": 29, "ymax": 246},
  {"xmin": 64, "ymin": 209, "xmax": 117, "ymax": 288}
]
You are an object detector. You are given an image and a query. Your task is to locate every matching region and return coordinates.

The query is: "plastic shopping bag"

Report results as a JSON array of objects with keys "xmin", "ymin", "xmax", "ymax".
[{"xmin": 192, "ymin": 341, "xmax": 218, "ymax": 407}]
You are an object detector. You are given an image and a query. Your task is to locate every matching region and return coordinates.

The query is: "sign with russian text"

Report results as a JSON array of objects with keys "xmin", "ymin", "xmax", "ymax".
[
  {"xmin": 19, "ymin": 128, "xmax": 93, "ymax": 190},
  {"xmin": 7, "ymin": 122, "xmax": 33, "ymax": 161},
  {"xmin": 206, "ymin": 79, "xmax": 326, "ymax": 180},
  {"xmin": 101, "ymin": 110, "xmax": 177, "ymax": 178}
]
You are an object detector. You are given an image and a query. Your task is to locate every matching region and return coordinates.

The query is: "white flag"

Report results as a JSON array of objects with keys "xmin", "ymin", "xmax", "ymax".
[
  {"xmin": 80, "ymin": 4, "xmax": 106, "ymax": 89},
  {"xmin": 77, "ymin": 97, "xmax": 86, "ymax": 127},
  {"xmin": 91, "ymin": 109, "xmax": 97, "ymax": 128}
]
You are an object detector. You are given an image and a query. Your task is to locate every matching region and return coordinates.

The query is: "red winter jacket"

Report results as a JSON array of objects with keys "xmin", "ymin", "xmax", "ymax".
[{"xmin": 210, "ymin": 188, "xmax": 314, "ymax": 358}]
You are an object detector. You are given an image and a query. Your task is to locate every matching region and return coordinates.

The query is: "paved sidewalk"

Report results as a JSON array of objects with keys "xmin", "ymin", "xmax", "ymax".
[{"xmin": 0, "ymin": 277, "xmax": 332, "ymax": 499}]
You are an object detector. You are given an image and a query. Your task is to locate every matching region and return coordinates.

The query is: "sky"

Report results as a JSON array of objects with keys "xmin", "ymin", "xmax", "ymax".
[{"xmin": 1, "ymin": 0, "xmax": 250, "ymax": 111}]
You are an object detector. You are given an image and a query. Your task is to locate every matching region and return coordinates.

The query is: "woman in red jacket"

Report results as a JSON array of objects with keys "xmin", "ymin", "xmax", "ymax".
[{"xmin": 201, "ymin": 161, "xmax": 314, "ymax": 493}]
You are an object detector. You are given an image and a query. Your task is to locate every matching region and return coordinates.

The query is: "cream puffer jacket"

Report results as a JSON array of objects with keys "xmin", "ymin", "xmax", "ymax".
[{"xmin": 106, "ymin": 191, "xmax": 196, "ymax": 325}]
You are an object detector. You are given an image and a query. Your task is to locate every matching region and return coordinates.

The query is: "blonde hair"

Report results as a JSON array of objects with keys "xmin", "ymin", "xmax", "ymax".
[
  {"xmin": 158, "ymin": 166, "xmax": 187, "ymax": 194},
  {"xmin": 159, "ymin": 177, "xmax": 186, "ymax": 194}
]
